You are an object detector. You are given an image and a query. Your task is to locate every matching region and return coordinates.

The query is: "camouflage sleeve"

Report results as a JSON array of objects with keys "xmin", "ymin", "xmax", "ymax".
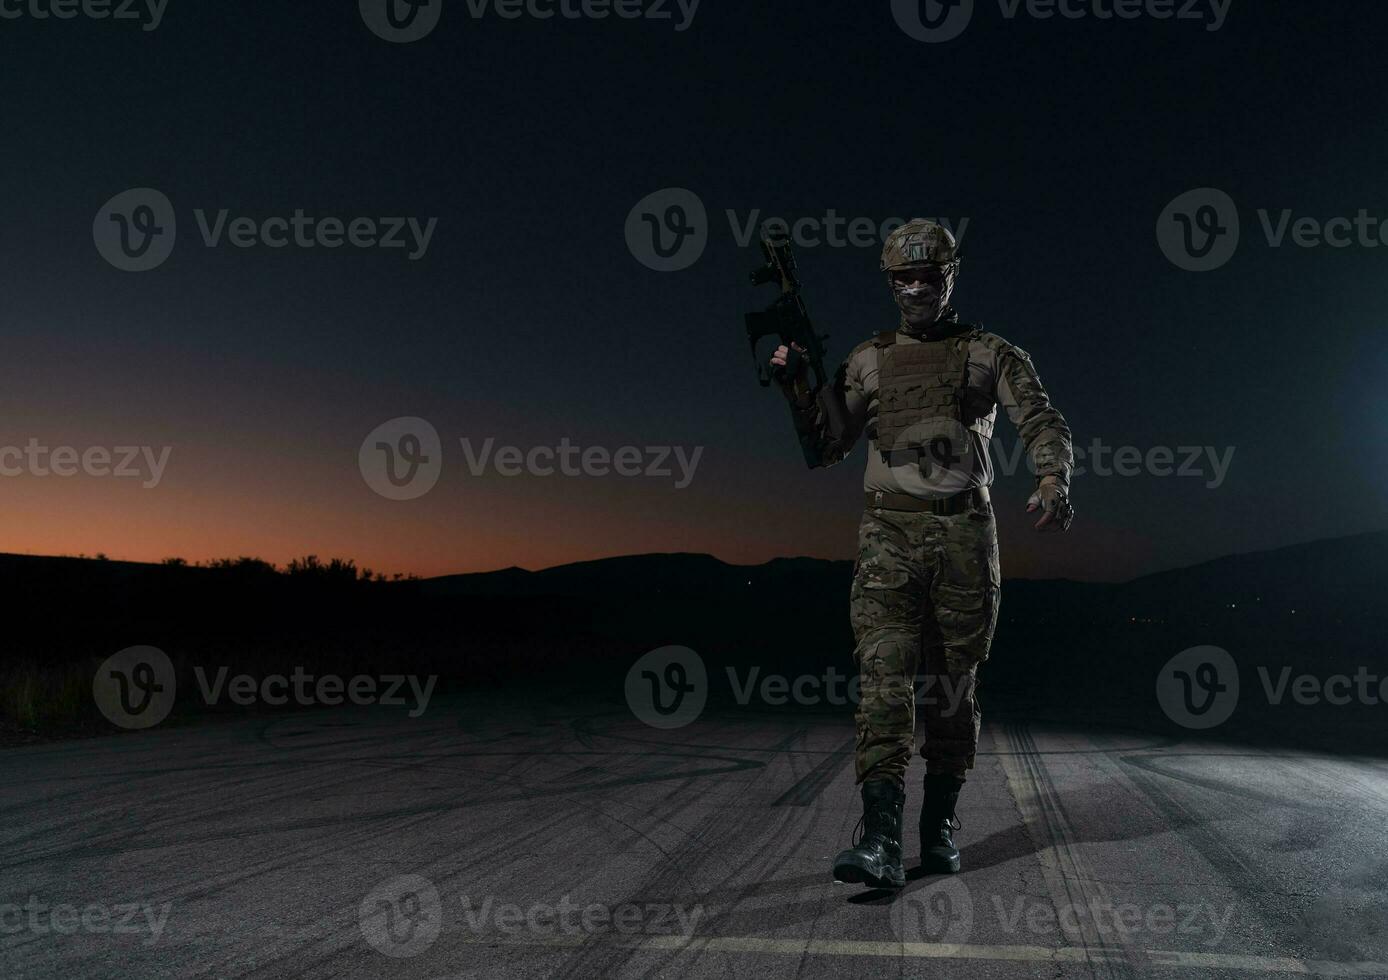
[
  {"xmin": 996, "ymin": 346, "xmax": 1074, "ymax": 488},
  {"xmin": 784, "ymin": 352, "xmax": 869, "ymax": 469}
]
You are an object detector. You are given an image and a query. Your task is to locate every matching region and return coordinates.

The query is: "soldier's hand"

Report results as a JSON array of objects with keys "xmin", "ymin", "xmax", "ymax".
[
  {"xmin": 770, "ymin": 342, "xmax": 808, "ymax": 382},
  {"xmin": 770, "ymin": 342, "xmax": 813, "ymax": 406},
  {"xmin": 1026, "ymin": 477, "xmax": 1074, "ymax": 532}
]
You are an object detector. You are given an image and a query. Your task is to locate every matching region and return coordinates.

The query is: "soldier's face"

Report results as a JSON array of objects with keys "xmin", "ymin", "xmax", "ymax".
[
  {"xmin": 890, "ymin": 264, "xmax": 954, "ymax": 324},
  {"xmin": 891, "ymin": 267, "xmax": 948, "ymax": 290}
]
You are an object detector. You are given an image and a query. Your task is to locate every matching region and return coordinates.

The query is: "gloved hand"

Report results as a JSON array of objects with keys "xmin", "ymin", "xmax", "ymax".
[
  {"xmin": 770, "ymin": 342, "xmax": 813, "ymax": 407},
  {"xmin": 1026, "ymin": 476, "xmax": 1074, "ymax": 532}
]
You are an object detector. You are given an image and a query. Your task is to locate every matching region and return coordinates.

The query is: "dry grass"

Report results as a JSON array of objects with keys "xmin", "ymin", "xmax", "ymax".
[{"xmin": 0, "ymin": 658, "xmax": 100, "ymax": 732}]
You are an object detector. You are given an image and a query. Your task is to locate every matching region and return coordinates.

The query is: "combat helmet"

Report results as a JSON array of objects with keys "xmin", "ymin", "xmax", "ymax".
[{"xmin": 880, "ymin": 218, "xmax": 961, "ymax": 273}]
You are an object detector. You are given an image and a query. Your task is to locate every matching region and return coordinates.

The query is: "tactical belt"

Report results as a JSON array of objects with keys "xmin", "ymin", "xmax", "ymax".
[{"xmin": 866, "ymin": 486, "xmax": 989, "ymax": 515}]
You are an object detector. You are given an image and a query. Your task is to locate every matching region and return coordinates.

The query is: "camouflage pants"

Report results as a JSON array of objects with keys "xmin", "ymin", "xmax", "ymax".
[{"xmin": 850, "ymin": 498, "xmax": 1001, "ymax": 786}]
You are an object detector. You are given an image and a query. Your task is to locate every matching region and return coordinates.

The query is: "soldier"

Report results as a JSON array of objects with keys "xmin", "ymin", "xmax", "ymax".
[{"xmin": 770, "ymin": 219, "xmax": 1074, "ymax": 888}]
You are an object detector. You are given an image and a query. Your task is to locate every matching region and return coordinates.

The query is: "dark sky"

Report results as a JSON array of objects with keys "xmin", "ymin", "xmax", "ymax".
[{"xmin": 2, "ymin": 1, "xmax": 1386, "ymax": 581}]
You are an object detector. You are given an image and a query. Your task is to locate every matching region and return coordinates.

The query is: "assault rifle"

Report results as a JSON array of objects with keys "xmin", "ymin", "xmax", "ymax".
[{"xmin": 744, "ymin": 231, "xmax": 845, "ymax": 467}]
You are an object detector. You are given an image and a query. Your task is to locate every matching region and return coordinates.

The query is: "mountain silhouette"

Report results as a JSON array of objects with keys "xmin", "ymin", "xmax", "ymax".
[{"xmin": 2, "ymin": 531, "xmax": 1384, "ymax": 749}]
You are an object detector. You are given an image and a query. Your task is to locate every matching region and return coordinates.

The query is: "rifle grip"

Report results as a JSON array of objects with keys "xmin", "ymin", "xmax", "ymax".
[{"xmin": 780, "ymin": 345, "xmax": 803, "ymax": 383}]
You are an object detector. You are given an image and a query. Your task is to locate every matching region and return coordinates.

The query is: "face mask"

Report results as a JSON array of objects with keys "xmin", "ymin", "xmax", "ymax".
[{"xmin": 892, "ymin": 275, "xmax": 952, "ymax": 326}]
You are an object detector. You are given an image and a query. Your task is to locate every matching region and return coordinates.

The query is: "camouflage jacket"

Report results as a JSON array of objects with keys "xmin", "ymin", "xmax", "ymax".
[{"xmin": 786, "ymin": 318, "xmax": 1074, "ymax": 498}]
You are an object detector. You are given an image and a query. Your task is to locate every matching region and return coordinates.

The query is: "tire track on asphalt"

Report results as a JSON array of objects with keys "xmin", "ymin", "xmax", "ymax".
[
  {"xmin": 998, "ymin": 721, "xmax": 1138, "ymax": 980},
  {"xmin": 542, "ymin": 717, "xmax": 821, "ymax": 980},
  {"xmin": 241, "ymin": 718, "xmax": 762, "ymax": 979}
]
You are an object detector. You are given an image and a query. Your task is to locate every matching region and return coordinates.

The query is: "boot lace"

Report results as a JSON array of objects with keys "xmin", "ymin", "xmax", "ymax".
[{"xmin": 852, "ymin": 798, "xmax": 896, "ymax": 846}]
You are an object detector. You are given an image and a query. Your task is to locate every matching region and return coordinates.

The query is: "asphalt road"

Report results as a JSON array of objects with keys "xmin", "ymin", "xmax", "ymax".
[{"xmin": 2, "ymin": 694, "xmax": 1386, "ymax": 979}]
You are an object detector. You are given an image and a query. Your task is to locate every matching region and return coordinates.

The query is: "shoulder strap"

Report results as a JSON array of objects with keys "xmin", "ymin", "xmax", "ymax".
[{"xmin": 874, "ymin": 330, "xmax": 897, "ymax": 349}]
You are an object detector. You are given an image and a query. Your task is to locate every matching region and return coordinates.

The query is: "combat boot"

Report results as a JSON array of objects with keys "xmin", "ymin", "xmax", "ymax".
[
  {"xmin": 831, "ymin": 780, "xmax": 906, "ymax": 889},
  {"xmin": 919, "ymin": 773, "xmax": 964, "ymax": 874}
]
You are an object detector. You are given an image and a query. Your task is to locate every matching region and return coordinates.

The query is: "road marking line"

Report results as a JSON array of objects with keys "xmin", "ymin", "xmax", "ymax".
[{"xmin": 438, "ymin": 932, "xmax": 1388, "ymax": 975}]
